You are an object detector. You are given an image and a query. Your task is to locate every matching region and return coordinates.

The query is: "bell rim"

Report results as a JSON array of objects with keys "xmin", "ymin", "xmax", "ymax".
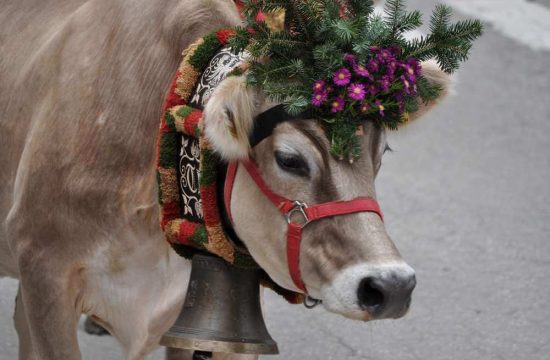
[{"xmin": 160, "ymin": 334, "xmax": 279, "ymax": 355}]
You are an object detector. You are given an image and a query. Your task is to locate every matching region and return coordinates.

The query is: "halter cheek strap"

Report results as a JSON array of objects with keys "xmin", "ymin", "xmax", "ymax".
[{"xmin": 224, "ymin": 159, "xmax": 384, "ymax": 294}]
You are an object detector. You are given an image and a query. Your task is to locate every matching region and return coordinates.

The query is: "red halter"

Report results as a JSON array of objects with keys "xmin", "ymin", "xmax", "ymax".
[{"xmin": 224, "ymin": 159, "xmax": 384, "ymax": 294}]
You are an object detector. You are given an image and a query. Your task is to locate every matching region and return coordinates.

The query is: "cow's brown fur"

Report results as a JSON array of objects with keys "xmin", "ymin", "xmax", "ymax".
[
  {"xmin": 0, "ymin": 1, "xmax": 241, "ymax": 359},
  {"xmin": 0, "ymin": 0, "xmax": 447, "ymax": 359}
]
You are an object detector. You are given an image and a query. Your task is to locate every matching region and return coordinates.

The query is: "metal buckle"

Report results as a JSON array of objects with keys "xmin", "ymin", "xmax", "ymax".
[{"xmin": 286, "ymin": 201, "xmax": 310, "ymax": 228}]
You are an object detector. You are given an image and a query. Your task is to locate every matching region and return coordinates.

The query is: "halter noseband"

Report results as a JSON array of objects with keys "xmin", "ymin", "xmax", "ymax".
[{"xmin": 222, "ymin": 109, "xmax": 384, "ymax": 294}]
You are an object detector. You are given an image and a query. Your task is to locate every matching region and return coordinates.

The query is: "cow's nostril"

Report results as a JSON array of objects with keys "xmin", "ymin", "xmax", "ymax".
[{"xmin": 357, "ymin": 277, "xmax": 385, "ymax": 311}]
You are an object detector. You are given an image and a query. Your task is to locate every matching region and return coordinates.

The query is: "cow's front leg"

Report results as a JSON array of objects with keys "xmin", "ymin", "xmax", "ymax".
[
  {"xmin": 15, "ymin": 246, "xmax": 82, "ymax": 360},
  {"xmin": 14, "ymin": 285, "xmax": 36, "ymax": 360}
]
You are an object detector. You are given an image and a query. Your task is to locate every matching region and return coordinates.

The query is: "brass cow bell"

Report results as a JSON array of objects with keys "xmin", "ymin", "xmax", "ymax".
[{"xmin": 160, "ymin": 254, "xmax": 279, "ymax": 354}]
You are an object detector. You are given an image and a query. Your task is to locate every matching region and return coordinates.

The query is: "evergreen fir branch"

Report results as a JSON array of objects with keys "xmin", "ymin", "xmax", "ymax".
[
  {"xmin": 383, "ymin": 0, "xmax": 406, "ymax": 34},
  {"xmin": 353, "ymin": 15, "xmax": 388, "ymax": 55},
  {"xmin": 403, "ymin": 95, "xmax": 419, "ymax": 113},
  {"xmin": 429, "ymin": 4, "xmax": 452, "ymax": 34},
  {"xmin": 228, "ymin": 27, "xmax": 252, "ymax": 53},
  {"xmin": 331, "ymin": 18, "xmax": 358, "ymax": 45},
  {"xmin": 446, "ymin": 19, "xmax": 484, "ymax": 43},
  {"xmin": 313, "ymin": 43, "xmax": 344, "ymax": 78},
  {"xmin": 405, "ymin": 15, "xmax": 482, "ymax": 73},
  {"xmin": 396, "ymin": 10, "xmax": 423, "ymax": 33},
  {"xmin": 416, "ymin": 75, "xmax": 442, "ymax": 102},
  {"xmin": 347, "ymin": 0, "xmax": 375, "ymax": 17},
  {"xmin": 262, "ymin": 81, "xmax": 310, "ymax": 98},
  {"xmin": 283, "ymin": 95, "xmax": 310, "ymax": 115},
  {"xmin": 321, "ymin": 0, "xmax": 340, "ymax": 23}
]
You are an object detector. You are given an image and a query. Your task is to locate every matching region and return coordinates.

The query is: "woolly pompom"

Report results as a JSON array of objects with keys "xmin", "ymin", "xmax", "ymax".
[{"xmin": 203, "ymin": 75, "xmax": 256, "ymax": 160}]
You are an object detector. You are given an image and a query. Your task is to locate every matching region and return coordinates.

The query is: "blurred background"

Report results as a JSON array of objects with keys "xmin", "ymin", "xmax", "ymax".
[{"xmin": 1, "ymin": 0, "xmax": 549, "ymax": 359}]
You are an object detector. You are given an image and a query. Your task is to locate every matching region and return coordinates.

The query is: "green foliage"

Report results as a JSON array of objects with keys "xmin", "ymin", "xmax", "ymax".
[
  {"xmin": 404, "ymin": 5, "xmax": 483, "ymax": 73},
  {"xmin": 231, "ymin": 0, "xmax": 482, "ymax": 160},
  {"xmin": 189, "ymin": 33, "xmax": 221, "ymax": 70}
]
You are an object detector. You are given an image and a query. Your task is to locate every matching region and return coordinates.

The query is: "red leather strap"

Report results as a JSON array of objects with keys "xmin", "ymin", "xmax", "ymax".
[
  {"xmin": 224, "ymin": 161, "xmax": 239, "ymax": 224},
  {"xmin": 287, "ymin": 223, "xmax": 307, "ymax": 292},
  {"xmin": 241, "ymin": 160, "xmax": 293, "ymax": 211},
  {"xmin": 228, "ymin": 158, "xmax": 384, "ymax": 295},
  {"xmin": 305, "ymin": 198, "xmax": 383, "ymax": 222}
]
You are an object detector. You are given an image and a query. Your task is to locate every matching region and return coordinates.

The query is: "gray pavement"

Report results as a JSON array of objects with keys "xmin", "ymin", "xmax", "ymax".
[{"xmin": 1, "ymin": 1, "xmax": 549, "ymax": 359}]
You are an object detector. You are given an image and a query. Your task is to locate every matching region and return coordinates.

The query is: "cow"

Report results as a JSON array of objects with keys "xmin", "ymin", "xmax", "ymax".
[{"xmin": 0, "ymin": 0, "xmax": 450, "ymax": 359}]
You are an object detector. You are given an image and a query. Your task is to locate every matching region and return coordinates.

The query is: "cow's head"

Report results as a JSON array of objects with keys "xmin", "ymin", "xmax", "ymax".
[{"xmin": 203, "ymin": 60, "xmax": 450, "ymax": 321}]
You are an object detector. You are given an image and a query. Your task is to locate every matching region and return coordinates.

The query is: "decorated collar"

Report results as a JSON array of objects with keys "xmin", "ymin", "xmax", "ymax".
[{"xmin": 156, "ymin": 30, "xmax": 303, "ymax": 304}]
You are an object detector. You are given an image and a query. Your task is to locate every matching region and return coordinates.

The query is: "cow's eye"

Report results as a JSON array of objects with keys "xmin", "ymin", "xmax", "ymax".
[{"xmin": 275, "ymin": 151, "xmax": 310, "ymax": 177}]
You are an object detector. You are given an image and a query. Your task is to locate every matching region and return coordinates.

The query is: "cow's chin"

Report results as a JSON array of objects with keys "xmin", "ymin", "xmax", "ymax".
[{"xmin": 318, "ymin": 262, "xmax": 416, "ymax": 321}]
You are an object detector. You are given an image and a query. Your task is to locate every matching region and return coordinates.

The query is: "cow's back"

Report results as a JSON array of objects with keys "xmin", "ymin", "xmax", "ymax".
[{"xmin": 0, "ymin": 0, "xmax": 240, "ymax": 275}]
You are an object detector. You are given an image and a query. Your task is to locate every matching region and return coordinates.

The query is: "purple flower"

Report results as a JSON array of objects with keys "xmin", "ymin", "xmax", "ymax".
[
  {"xmin": 312, "ymin": 80, "xmax": 326, "ymax": 93},
  {"xmin": 353, "ymin": 63, "xmax": 370, "ymax": 78},
  {"xmin": 367, "ymin": 84, "xmax": 378, "ymax": 96},
  {"xmin": 404, "ymin": 58, "xmax": 421, "ymax": 83},
  {"xmin": 407, "ymin": 58, "xmax": 422, "ymax": 76},
  {"xmin": 333, "ymin": 68, "xmax": 351, "ymax": 86},
  {"xmin": 390, "ymin": 45, "xmax": 402, "ymax": 55},
  {"xmin": 348, "ymin": 83, "xmax": 366, "ymax": 101},
  {"xmin": 375, "ymin": 100, "xmax": 385, "ymax": 117},
  {"xmin": 344, "ymin": 53, "xmax": 357, "ymax": 64},
  {"xmin": 401, "ymin": 75, "xmax": 410, "ymax": 93},
  {"xmin": 330, "ymin": 97, "xmax": 345, "ymax": 113},
  {"xmin": 360, "ymin": 102, "xmax": 371, "ymax": 113},
  {"xmin": 368, "ymin": 59, "xmax": 380, "ymax": 73},
  {"xmin": 395, "ymin": 91, "xmax": 405, "ymax": 113},
  {"xmin": 379, "ymin": 76, "xmax": 392, "ymax": 92},
  {"xmin": 311, "ymin": 90, "xmax": 328, "ymax": 107},
  {"xmin": 401, "ymin": 75, "xmax": 416, "ymax": 95},
  {"xmin": 377, "ymin": 49, "xmax": 394, "ymax": 63},
  {"xmin": 386, "ymin": 61, "xmax": 398, "ymax": 78}
]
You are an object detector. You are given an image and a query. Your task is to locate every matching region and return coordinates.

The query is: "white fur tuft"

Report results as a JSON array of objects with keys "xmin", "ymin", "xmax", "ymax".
[{"xmin": 203, "ymin": 75, "xmax": 256, "ymax": 160}]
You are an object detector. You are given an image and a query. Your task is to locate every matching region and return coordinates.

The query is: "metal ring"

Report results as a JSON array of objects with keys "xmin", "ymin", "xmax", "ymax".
[
  {"xmin": 286, "ymin": 201, "xmax": 310, "ymax": 228},
  {"xmin": 303, "ymin": 296, "xmax": 322, "ymax": 309}
]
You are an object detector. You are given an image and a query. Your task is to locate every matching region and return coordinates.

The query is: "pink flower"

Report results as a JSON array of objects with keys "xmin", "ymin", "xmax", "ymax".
[
  {"xmin": 312, "ymin": 80, "xmax": 326, "ymax": 93},
  {"xmin": 333, "ymin": 68, "xmax": 351, "ymax": 86},
  {"xmin": 379, "ymin": 76, "xmax": 392, "ymax": 92},
  {"xmin": 347, "ymin": 83, "xmax": 366, "ymax": 101},
  {"xmin": 353, "ymin": 63, "xmax": 370, "ymax": 78},
  {"xmin": 401, "ymin": 75, "xmax": 416, "ymax": 95},
  {"xmin": 375, "ymin": 100, "xmax": 385, "ymax": 117},
  {"xmin": 311, "ymin": 91, "xmax": 328, "ymax": 107},
  {"xmin": 367, "ymin": 84, "xmax": 378, "ymax": 96},
  {"xmin": 360, "ymin": 102, "xmax": 371, "ymax": 113},
  {"xmin": 330, "ymin": 97, "xmax": 345, "ymax": 113},
  {"xmin": 344, "ymin": 53, "xmax": 357, "ymax": 64},
  {"xmin": 368, "ymin": 59, "xmax": 380, "ymax": 73}
]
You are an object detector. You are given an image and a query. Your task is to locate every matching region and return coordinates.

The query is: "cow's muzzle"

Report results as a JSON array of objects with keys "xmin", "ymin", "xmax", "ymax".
[{"xmin": 321, "ymin": 262, "xmax": 416, "ymax": 320}]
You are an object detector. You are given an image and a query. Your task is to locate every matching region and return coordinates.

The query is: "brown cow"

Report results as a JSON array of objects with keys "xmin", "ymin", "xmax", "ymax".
[{"xmin": 0, "ymin": 0, "xmax": 448, "ymax": 359}]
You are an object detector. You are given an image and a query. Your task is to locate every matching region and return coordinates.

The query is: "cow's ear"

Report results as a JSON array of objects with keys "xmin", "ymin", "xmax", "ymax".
[
  {"xmin": 403, "ymin": 60, "xmax": 452, "ymax": 125},
  {"xmin": 203, "ymin": 75, "xmax": 256, "ymax": 160}
]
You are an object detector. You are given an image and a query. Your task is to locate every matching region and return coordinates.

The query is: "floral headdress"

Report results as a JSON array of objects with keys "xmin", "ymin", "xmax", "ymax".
[{"xmin": 229, "ymin": 0, "xmax": 482, "ymax": 160}]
